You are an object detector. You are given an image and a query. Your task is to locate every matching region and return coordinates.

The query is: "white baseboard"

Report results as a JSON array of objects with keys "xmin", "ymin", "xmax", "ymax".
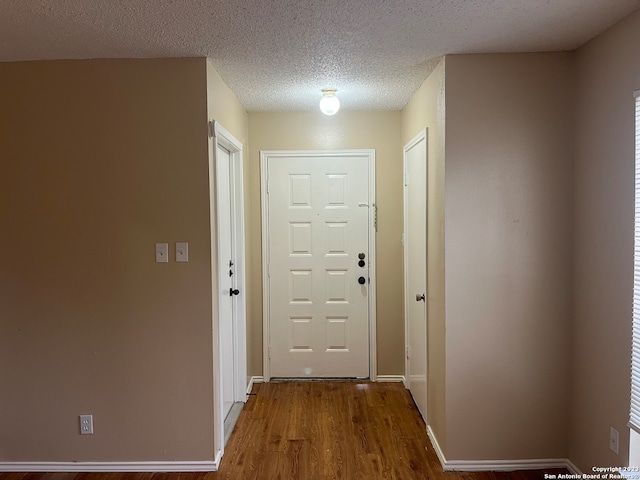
[
  {"xmin": 375, "ymin": 375, "xmax": 406, "ymax": 383},
  {"xmin": 565, "ymin": 460, "xmax": 582, "ymax": 475},
  {"xmin": 427, "ymin": 425, "xmax": 448, "ymax": 467},
  {"xmin": 0, "ymin": 461, "xmax": 218, "ymax": 473},
  {"xmin": 214, "ymin": 447, "xmax": 223, "ymax": 469},
  {"xmin": 249, "ymin": 375, "xmax": 406, "ymax": 386},
  {"xmin": 443, "ymin": 458, "xmax": 577, "ymax": 472},
  {"xmin": 426, "ymin": 425, "xmax": 579, "ymax": 473},
  {"xmin": 248, "ymin": 375, "xmax": 406, "ymax": 386},
  {"xmin": 247, "ymin": 375, "xmax": 264, "ymax": 395}
]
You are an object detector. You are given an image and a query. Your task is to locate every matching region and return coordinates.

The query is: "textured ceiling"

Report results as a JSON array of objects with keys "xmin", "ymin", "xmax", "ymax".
[{"xmin": 0, "ymin": 0, "xmax": 638, "ymax": 111}]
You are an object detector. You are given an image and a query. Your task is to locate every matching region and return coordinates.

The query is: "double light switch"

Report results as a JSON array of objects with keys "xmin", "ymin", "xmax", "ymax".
[{"xmin": 155, "ymin": 243, "xmax": 189, "ymax": 263}]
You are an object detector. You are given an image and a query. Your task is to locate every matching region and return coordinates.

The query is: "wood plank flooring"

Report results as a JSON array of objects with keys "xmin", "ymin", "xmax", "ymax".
[{"xmin": 0, "ymin": 381, "xmax": 567, "ymax": 480}]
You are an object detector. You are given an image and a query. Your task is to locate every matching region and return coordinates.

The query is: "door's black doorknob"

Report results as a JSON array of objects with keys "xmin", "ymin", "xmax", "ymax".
[
  {"xmin": 230, "ymin": 288, "xmax": 240, "ymax": 296},
  {"xmin": 358, "ymin": 260, "xmax": 365, "ymax": 267},
  {"xmin": 358, "ymin": 276, "xmax": 366, "ymax": 285}
]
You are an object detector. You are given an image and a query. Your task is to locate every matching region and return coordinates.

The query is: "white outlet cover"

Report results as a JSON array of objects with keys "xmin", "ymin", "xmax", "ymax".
[
  {"xmin": 155, "ymin": 243, "xmax": 169, "ymax": 263},
  {"xmin": 80, "ymin": 414, "xmax": 93, "ymax": 435},
  {"xmin": 176, "ymin": 242, "xmax": 189, "ymax": 262},
  {"xmin": 610, "ymin": 427, "xmax": 619, "ymax": 454}
]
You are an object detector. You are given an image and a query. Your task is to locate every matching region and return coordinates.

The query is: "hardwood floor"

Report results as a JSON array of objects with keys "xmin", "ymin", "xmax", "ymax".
[{"xmin": 0, "ymin": 381, "xmax": 567, "ymax": 480}]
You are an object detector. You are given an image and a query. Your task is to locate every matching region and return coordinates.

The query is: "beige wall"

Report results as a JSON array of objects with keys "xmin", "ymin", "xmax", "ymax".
[
  {"xmin": 0, "ymin": 58, "xmax": 214, "ymax": 461},
  {"xmin": 247, "ymin": 111, "xmax": 404, "ymax": 376},
  {"xmin": 444, "ymin": 53, "xmax": 574, "ymax": 460},
  {"xmin": 401, "ymin": 59, "xmax": 448, "ymax": 451},
  {"xmin": 206, "ymin": 60, "xmax": 249, "ymax": 146},
  {"xmin": 205, "ymin": 61, "xmax": 252, "ymax": 381},
  {"xmin": 570, "ymin": 9, "xmax": 640, "ymax": 470},
  {"xmin": 3, "ymin": 9, "xmax": 638, "ymax": 466}
]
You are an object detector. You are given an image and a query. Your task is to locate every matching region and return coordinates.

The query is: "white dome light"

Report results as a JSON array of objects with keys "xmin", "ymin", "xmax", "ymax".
[{"xmin": 319, "ymin": 88, "xmax": 340, "ymax": 116}]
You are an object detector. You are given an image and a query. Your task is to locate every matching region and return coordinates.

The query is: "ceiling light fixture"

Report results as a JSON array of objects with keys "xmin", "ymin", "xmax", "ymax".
[{"xmin": 319, "ymin": 88, "xmax": 340, "ymax": 116}]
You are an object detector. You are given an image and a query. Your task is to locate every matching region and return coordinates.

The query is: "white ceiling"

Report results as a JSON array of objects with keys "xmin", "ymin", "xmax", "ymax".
[{"xmin": 1, "ymin": 0, "xmax": 638, "ymax": 112}]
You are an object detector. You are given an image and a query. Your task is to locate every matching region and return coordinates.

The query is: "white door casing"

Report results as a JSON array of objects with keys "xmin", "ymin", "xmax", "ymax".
[
  {"xmin": 209, "ymin": 121, "xmax": 246, "ymax": 463},
  {"xmin": 261, "ymin": 150, "xmax": 377, "ymax": 380},
  {"xmin": 216, "ymin": 144, "xmax": 235, "ymax": 420},
  {"xmin": 403, "ymin": 130, "xmax": 428, "ymax": 420}
]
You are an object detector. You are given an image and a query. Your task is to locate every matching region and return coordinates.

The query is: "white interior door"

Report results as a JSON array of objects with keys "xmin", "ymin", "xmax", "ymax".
[
  {"xmin": 210, "ymin": 121, "xmax": 246, "ymax": 462},
  {"xmin": 216, "ymin": 144, "xmax": 235, "ymax": 419},
  {"xmin": 263, "ymin": 151, "xmax": 373, "ymax": 378},
  {"xmin": 404, "ymin": 131, "xmax": 428, "ymax": 420}
]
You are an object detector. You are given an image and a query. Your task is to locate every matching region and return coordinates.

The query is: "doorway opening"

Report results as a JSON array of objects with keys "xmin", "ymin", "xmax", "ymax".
[
  {"xmin": 208, "ymin": 121, "xmax": 247, "ymax": 465},
  {"xmin": 403, "ymin": 129, "xmax": 428, "ymax": 422}
]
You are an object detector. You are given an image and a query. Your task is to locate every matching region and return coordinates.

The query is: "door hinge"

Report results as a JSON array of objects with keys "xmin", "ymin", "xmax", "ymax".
[
  {"xmin": 406, "ymin": 346, "xmax": 410, "ymax": 359},
  {"xmin": 208, "ymin": 120, "xmax": 215, "ymax": 138},
  {"xmin": 373, "ymin": 203, "xmax": 378, "ymax": 232},
  {"xmin": 268, "ymin": 346, "xmax": 272, "ymax": 359}
]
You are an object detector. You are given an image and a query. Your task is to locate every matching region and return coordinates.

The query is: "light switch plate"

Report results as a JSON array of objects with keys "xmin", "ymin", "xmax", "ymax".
[
  {"xmin": 176, "ymin": 242, "xmax": 189, "ymax": 262},
  {"xmin": 155, "ymin": 243, "xmax": 169, "ymax": 263}
]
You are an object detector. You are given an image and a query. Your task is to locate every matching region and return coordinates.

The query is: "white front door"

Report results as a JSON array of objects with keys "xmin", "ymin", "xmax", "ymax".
[
  {"xmin": 263, "ymin": 151, "xmax": 373, "ymax": 378},
  {"xmin": 404, "ymin": 131, "xmax": 428, "ymax": 420},
  {"xmin": 216, "ymin": 144, "xmax": 235, "ymax": 419}
]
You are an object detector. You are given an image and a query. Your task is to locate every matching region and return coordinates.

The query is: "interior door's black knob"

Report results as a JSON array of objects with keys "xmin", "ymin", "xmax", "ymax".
[
  {"xmin": 230, "ymin": 288, "xmax": 240, "ymax": 296},
  {"xmin": 358, "ymin": 276, "xmax": 366, "ymax": 285},
  {"xmin": 358, "ymin": 260, "xmax": 365, "ymax": 267}
]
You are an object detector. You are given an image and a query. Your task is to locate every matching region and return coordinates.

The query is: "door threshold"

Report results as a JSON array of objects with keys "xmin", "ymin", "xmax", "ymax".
[{"xmin": 270, "ymin": 377, "xmax": 369, "ymax": 382}]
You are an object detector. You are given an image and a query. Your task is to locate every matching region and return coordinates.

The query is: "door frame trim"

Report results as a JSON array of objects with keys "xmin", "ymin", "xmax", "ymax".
[
  {"xmin": 209, "ymin": 121, "xmax": 246, "ymax": 462},
  {"xmin": 260, "ymin": 149, "xmax": 377, "ymax": 381},
  {"xmin": 403, "ymin": 129, "xmax": 428, "ymax": 395}
]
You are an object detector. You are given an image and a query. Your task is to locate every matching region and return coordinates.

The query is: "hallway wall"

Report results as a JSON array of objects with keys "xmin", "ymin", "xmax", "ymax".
[
  {"xmin": 444, "ymin": 53, "xmax": 574, "ymax": 460},
  {"xmin": 401, "ymin": 58, "xmax": 448, "ymax": 452},
  {"xmin": 0, "ymin": 58, "xmax": 214, "ymax": 461},
  {"xmin": 247, "ymin": 111, "xmax": 404, "ymax": 376},
  {"xmin": 570, "ymin": 8, "xmax": 640, "ymax": 470}
]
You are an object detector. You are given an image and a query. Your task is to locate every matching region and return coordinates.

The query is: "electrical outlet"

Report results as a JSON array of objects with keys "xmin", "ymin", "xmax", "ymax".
[
  {"xmin": 610, "ymin": 427, "xmax": 619, "ymax": 454},
  {"xmin": 80, "ymin": 414, "xmax": 93, "ymax": 435}
]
